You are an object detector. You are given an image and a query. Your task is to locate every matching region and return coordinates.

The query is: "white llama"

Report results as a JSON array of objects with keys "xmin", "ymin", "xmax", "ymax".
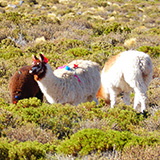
[
  {"xmin": 29, "ymin": 54, "xmax": 101, "ymax": 105},
  {"xmin": 97, "ymin": 50, "xmax": 153, "ymax": 112}
]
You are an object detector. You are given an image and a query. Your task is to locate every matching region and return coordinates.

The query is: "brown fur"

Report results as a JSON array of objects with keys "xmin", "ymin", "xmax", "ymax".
[
  {"xmin": 103, "ymin": 53, "xmax": 121, "ymax": 72},
  {"xmin": 97, "ymin": 54, "xmax": 121, "ymax": 104},
  {"xmin": 97, "ymin": 84, "xmax": 110, "ymax": 104},
  {"xmin": 9, "ymin": 66, "xmax": 43, "ymax": 104}
]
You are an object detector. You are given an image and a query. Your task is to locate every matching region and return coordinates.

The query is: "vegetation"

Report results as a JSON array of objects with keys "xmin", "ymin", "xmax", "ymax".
[{"xmin": 0, "ymin": 0, "xmax": 160, "ymax": 159}]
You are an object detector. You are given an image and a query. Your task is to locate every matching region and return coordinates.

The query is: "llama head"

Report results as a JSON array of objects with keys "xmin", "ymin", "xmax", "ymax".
[{"xmin": 29, "ymin": 53, "xmax": 48, "ymax": 80}]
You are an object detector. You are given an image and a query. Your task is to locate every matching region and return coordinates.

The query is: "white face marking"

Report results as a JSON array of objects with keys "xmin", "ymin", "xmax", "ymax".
[{"xmin": 37, "ymin": 81, "xmax": 55, "ymax": 104}]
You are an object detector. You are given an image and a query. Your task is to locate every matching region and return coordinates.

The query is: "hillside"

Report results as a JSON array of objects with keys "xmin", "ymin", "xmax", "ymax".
[{"xmin": 0, "ymin": 0, "xmax": 160, "ymax": 159}]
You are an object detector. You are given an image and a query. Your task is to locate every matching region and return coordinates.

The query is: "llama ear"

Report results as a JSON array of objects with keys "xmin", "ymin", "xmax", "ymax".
[
  {"xmin": 32, "ymin": 55, "xmax": 38, "ymax": 62},
  {"xmin": 39, "ymin": 53, "xmax": 48, "ymax": 63}
]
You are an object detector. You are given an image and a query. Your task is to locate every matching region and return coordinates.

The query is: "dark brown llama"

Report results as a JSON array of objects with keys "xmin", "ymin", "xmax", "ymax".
[{"xmin": 9, "ymin": 65, "xmax": 43, "ymax": 104}]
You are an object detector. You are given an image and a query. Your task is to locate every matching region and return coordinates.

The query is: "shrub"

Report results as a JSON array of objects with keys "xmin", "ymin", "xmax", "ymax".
[
  {"xmin": 4, "ymin": 123, "xmax": 58, "ymax": 144},
  {"xmin": 16, "ymin": 97, "xmax": 42, "ymax": 108},
  {"xmin": 0, "ymin": 138, "xmax": 56, "ymax": 159},
  {"xmin": 4, "ymin": 100, "xmax": 81, "ymax": 139},
  {"xmin": 103, "ymin": 23, "xmax": 131, "ymax": 35},
  {"xmin": 0, "ymin": 108, "xmax": 19, "ymax": 135},
  {"xmin": 122, "ymin": 145, "xmax": 160, "ymax": 160},
  {"xmin": 5, "ymin": 12, "xmax": 24, "ymax": 25},
  {"xmin": 0, "ymin": 46, "xmax": 23, "ymax": 60},
  {"xmin": 57, "ymin": 128, "xmax": 110, "ymax": 156},
  {"xmin": 9, "ymin": 141, "xmax": 46, "ymax": 159},
  {"xmin": 64, "ymin": 47, "xmax": 92, "ymax": 57},
  {"xmin": 138, "ymin": 45, "xmax": 160, "ymax": 58},
  {"xmin": 0, "ymin": 140, "xmax": 10, "ymax": 160},
  {"xmin": 57, "ymin": 128, "xmax": 159, "ymax": 156},
  {"xmin": 107, "ymin": 104, "xmax": 144, "ymax": 131}
]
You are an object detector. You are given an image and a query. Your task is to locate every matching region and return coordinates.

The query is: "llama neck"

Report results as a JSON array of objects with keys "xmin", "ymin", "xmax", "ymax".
[{"xmin": 37, "ymin": 63, "xmax": 60, "ymax": 104}]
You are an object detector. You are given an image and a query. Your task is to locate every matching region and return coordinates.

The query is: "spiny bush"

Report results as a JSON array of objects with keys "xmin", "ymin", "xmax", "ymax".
[
  {"xmin": 57, "ymin": 128, "xmax": 159, "ymax": 156},
  {"xmin": 76, "ymin": 101, "xmax": 108, "ymax": 120},
  {"xmin": 102, "ymin": 22, "xmax": 131, "ymax": 36},
  {"xmin": 0, "ymin": 108, "xmax": 20, "ymax": 136},
  {"xmin": 25, "ymin": 41, "xmax": 56, "ymax": 55},
  {"xmin": 64, "ymin": 47, "xmax": 92, "ymax": 58},
  {"xmin": 4, "ymin": 122, "xmax": 57, "ymax": 144},
  {"xmin": 0, "ymin": 139, "xmax": 56, "ymax": 160},
  {"xmin": 106, "ymin": 104, "xmax": 144, "ymax": 131},
  {"xmin": 54, "ymin": 39, "xmax": 90, "ymax": 53},
  {"xmin": 121, "ymin": 144, "xmax": 160, "ymax": 160},
  {"xmin": 138, "ymin": 45, "xmax": 160, "ymax": 58},
  {"xmin": 143, "ymin": 110, "xmax": 160, "ymax": 132},
  {"xmin": 3, "ymin": 98, "xmax": 81, "ymax": 139},
  {"xmin": 5, "ymin": 12, "xmax": 25, "ymax": 25},
  {"xmin": 0, "ymin": 46, "xmax": 23, "ymax": 60},
  {"xmin": 0, "ymin": 139, "xmax": 10, "ymax": 160},
  {"xmin": 16, "ymin": 97, "xmax": 42, "ymax": 108}
]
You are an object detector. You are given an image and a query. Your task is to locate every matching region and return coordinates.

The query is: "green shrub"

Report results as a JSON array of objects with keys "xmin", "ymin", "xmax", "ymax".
[
  {"xmin": 107, "ymin": 104, "xmax": 144, "ymax": 131},
  {"xmin": 5, "ymin": 12, "xmax": 24, "ymax": 24},
  {"xmin": 103, "ymin": 23, "xmax": 131, "ymax": 35},
  {"xmin": 138, "ymin": 45, "xmax": 160, "ymax": 58},
  {"xmin": 57, "ymin": 128, "xmax": 159, "ymax": 156},
  {"xmin": 0, "ymin": 139, "xmax": 56, "ymax": 159},
  {"xmin": 55, "ymin": 39, "xmax": 89, "ymax": 53},
  {"xmin": 0, "ymin": 139, "xmax": 9, "ymax": 160},
  {"xmin": 64, "ymin": 47, "xmax": 92, "ymax": 57},
  {"xmin": 16, "ymin": 97, "xmax": 42, "ymax": 108},
  {"xmin": 0, "ymin": 108, "xmax": 19, "ymax": 134},
  {"xmin": 77, "ymin": 101, "xmax": 108, "ymax": 121},
  {"xmin": 0, "ymin": 46, "xmax": 23, "ymax": 60},
  {"xmin": 25, "ymin": 41, "xmax": 56, "ymax": 55},
  {"xmin": 4, "ymin": 100, "xmax": 81, "ymax": 139},
  {"xmin": 9, "ymin": 141, "xmax": 46, "ymax": 159},
  {"xmin": 57, "ymin": 128, "xmax": 110, "ymax": 156}
]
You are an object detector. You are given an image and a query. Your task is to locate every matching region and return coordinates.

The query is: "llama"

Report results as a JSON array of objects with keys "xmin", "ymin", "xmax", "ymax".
[
  {"xmin": 97, "ymin": 50, "xmax": 153, "ymax": 112},
  {"xmin": 29, "ymin": 53, "xmax": 101, "ymax": 105},
  {"xmin": 9, "ymin": 65, "xmax": 43, "ymax": 104}
]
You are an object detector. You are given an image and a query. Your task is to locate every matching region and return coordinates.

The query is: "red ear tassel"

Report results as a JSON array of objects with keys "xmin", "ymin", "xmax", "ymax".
[
  {"xmin": 32, "ymin": 55, "xmax": 36, "ymax": 63},
  {"xmin": 42, "ymin": 54, "xmax": 48, "ymax": 63}
]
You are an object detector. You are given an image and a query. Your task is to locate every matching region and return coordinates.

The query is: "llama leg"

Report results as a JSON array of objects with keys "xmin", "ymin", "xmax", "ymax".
[
  {"xmin": 134, "ymin": 87, "xmax": 147, "ymax": 112},
  {"xmin": 109, "ymin": 89, "xmax": 117, "ymax": 108},
  {"xmin": 123, "ymin": 92, "xmax": 130, "ymax": 105},
  {"xmin": 133, "ymin": 91, "xmax": 140, "ymax": 110},
  {"xmin": 140, "ymin": 92, "xmax": 147, "ymax": 113},
  {"xmin": 93, "ymin": 97, "xmax": 99, "ymax": 105}
]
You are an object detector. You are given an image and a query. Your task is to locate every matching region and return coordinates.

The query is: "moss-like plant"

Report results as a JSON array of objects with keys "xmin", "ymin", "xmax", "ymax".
[
  {"xmin": 5, "ymin": 12, "xmax": 25, "ymax": 25},
  {"xmin": 57, "ymin": 128, "xmax": 159, "ymax": 156},
  {"xmin": 0, "ymin": 139, "xmax": 10, "ymax": 160},
  {"xmin": 103, "ymin": 23, "xmax": 131, "ymax": 35},
  {"xmin": 107, "ymin": 104, "xmax": 144, "ymax": 131},
  {"xmin": 0, "ymin": 139, "xmax": 56, "ymax": 160},
  {"xmin": 64, "ymin": 47, "xmax": 92, "ymax": 57},
  {"xmin": 0, "ymin": 46, "xmax": 23, "ymax": 60},
  {"xmin": 138, "ymin": 45, "xmax": 160, "ymax": 58}
]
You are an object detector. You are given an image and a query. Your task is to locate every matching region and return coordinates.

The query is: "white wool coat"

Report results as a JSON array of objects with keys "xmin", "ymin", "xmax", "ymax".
[
  {"xmin": 37, "ymin": 60, "xmax": 101, "ymax": 105},
  {"xmin": 98, "ymin": 50, "xmax": 153, "ymax": 112}
]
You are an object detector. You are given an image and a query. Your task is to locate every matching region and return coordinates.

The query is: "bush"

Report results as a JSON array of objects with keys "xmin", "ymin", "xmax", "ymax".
[
  {"xmin": 0, "ymin": 140, "xmax": 9, "ymax": 160},
  {"xmin": 0, "ymin": 139, "xmax": 56, "ymax": 160},
  {"xmin": 0, "ymin": 46, "xmax": 23, "ymax": 60},
  {"xmin": 138, "ymin": 45, "xmax": 160, "ymax": 58},
  {"xmin": 64, "ymin": 47, "xmax": 92, "ymax": 57},
  {"xmin": 57, "ymin": 128, "xmax": 159, "ymax": 156},
  {"xmin": 107, "ymin": 104, "xmax": 144, "ymax": 131},
  {"xmin": 9, "ymin": 141, "xmax": 46, "ymax": 159},
  {"xmin": 103, "ymin": 23, "xmax": 131, "ymax": 35}
]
